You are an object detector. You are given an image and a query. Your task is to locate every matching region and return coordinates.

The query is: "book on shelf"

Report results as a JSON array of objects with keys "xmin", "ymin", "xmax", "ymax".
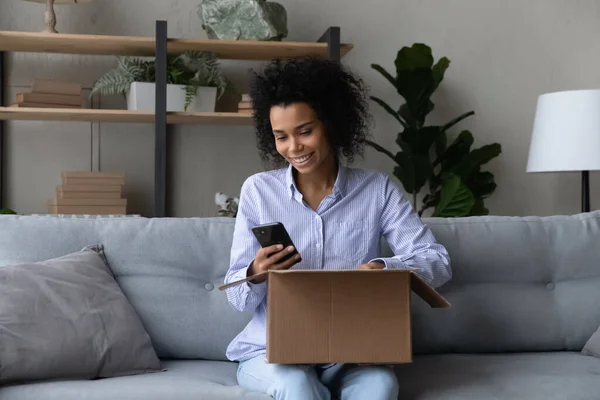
[
  {"xmin": 9, "ymin": 102, "xmax": 74, "ymax": 109},
  {"xmin": 16, "ymin": 92, "xmax": 82, "ymax": 107},
  {"xmin": 48, "ymin": 205, "xmax": 127, "ymax": 215},
  {"xmin": 62, "ymin": 171, "xmax": 125, "ymax": 179},
  {"xmin": 31, "ymin": 78, "xmax": 82, "ymax": 96},
  {"xmin": 11, "ymin": 78, "xmax": 84, "ymax": 109},
  {"xmin": 49, "ymin": 170, "xmax": 128, "ymax": 215}
]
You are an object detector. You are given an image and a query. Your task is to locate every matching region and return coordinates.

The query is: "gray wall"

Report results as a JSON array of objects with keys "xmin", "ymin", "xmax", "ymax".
[{"xmin": 1, "ymin": 0, "xmax": 599, "ymax": 217}]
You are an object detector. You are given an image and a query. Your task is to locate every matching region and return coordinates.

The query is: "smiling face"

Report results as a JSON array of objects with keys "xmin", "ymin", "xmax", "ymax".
[{"xmin": 270, "ymin": 102, "xmax": 335, "ymax": 175}]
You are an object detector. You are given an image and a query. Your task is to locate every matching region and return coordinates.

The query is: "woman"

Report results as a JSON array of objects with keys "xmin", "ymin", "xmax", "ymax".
[{"xmin": 224, "ymin": 56, "xmax": 451, "ymax": 400}]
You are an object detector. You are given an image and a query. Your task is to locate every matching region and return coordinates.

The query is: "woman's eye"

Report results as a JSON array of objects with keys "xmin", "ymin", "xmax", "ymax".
[
  {"xmin": 275, "ymin": 136, "xmax": 286, "ymax": 141},
  {"xmin": 300, "ymin": 130, "xmax": 312, "ymax": 135}
]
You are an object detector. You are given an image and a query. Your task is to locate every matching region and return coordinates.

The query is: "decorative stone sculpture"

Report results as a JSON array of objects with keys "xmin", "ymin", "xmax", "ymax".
[{"xmin": 198, "ymin": 0, "xmax": 288, "ymax": 41}]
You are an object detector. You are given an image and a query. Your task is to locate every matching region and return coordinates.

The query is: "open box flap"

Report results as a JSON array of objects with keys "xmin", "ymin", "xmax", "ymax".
[
  {"xmin": 220, "ymin": 269, "xmax": 450, "ymax": 309},
  {"xmin": 410, "ymin": 271, "xmax": 451, "ymax": 308},
  {"xmin": 218, "ymin": 270, "xmax": 269, "ymax": 291}
]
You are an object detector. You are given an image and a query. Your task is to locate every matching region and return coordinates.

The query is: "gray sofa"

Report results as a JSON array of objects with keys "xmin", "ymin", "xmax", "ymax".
[{"xmin": 0, "ymin": 211, "xmax": 599, "ymax": 400}]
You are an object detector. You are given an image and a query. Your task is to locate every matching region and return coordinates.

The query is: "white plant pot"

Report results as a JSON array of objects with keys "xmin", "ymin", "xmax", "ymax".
[{"xmin": 126, "ymin": 82, "xmax": 217, "ymax": 112}]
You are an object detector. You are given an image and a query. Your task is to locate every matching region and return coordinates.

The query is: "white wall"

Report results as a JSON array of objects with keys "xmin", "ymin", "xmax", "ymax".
[{"xmin": 1, "ymin": 0, "xmax": 599, "ymax": 217}]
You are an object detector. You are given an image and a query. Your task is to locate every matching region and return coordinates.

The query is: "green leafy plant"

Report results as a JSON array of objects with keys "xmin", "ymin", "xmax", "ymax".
[
  {"xmin": 0, "ymin": 208, "xmax": 16, "ymax": 215},
  {"xmin": 366, "ymin": 43, "xmax": 501, "ymax": 217},
  {"xmin": 91, "ymin": 51, "xmax": 231, "ymax": 110}
]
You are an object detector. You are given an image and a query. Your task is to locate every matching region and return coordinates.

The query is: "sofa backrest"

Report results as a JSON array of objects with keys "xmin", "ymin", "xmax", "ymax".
[
  {"xmin": 1, "ymin": 212, "xmax": 599, "ymax": 359},
  {"xmin": 406, "ymin": 211, "xmax": 600, "ymax": 355}
]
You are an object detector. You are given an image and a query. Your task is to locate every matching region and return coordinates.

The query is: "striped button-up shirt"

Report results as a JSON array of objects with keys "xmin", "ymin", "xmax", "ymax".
[{"xmin": 224, "ymin": 164, "xmax": 451, "ymax": 362}]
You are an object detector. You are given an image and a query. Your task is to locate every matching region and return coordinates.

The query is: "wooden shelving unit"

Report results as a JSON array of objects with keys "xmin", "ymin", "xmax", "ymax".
[
  {"xmin": 0, "ymin": 108, "xmax": 254, "ymax": 125},
  {"xmin": 0, "ymin": 24, "xmax": 352, "ymax": 216},
  {"xmin": 0, "ymin": 30, "xmax": 353, "ymax": 60}
]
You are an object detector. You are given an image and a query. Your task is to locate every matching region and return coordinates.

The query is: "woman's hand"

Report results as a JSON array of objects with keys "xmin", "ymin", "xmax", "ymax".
[
  {"xmin": 247, "ymin": 244, "xmax": 300, "ymax": 283},
  {"xmin": 357, "ymin": 261, "xmax": 386, "ymax": 270}
]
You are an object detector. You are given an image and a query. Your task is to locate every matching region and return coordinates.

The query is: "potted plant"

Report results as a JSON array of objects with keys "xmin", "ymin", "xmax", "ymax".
[
  {"xmin": 366, "ymin": 43, "xmax": 502, "ymax": 217},
  {"xmin": 91, "ymin": 51, "xmax": 230, "ymax": 112}
]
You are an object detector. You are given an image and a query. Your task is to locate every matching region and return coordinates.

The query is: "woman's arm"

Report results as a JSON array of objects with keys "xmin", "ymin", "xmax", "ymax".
[
  {"xmin": 368, "ymin": 175, "xmax": 452, "ymax": 288},
  {"xmin": 223, "ymin": 177, "xmax": 267, "ymax": 312}
]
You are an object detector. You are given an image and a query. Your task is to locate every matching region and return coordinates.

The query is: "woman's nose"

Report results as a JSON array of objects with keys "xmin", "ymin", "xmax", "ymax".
[{"xmin": 289, "ymin": 137, "xmax": 303, "ymax": 152}]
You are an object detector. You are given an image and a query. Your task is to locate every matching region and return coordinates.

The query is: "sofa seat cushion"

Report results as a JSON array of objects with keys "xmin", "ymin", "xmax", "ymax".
[
  {"xmin": 0, "ymin": 360, "xmax": 270, "ymax": 400},
  {"xmin": 396, "ymin": 352, "xmax": 600, "ymax": 400}
]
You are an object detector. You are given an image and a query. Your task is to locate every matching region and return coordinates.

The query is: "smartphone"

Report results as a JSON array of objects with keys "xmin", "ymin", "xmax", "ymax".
[{"xmin": 252, "ymin": 222, "xmax": 302, "ymax": 264}]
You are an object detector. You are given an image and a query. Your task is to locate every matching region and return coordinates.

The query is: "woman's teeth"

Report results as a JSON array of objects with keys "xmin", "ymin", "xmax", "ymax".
[{"xmin": 293, "ymin": 153, "xmax": 313, "ymax": 164}]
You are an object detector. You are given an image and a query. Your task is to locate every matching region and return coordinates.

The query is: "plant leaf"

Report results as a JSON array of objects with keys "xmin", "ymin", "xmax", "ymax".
[
  {"xmin": 467, "ymin": 170, "xmax": 497, "ymax": 198},
  {"xmin": 400, "ymin": 126, "xmax": 441, "ymax": 156},
  {"xmin": 432, "ymin": 175, "xmax": 475, "ymax": 217},
  {"xmin": 469, "ymin": 197, "xmax": 489, "ymax": 216},
  {"xmin": 90, "ymin": 68, "xmax": 134, "ymax": 97},
  {"xmin": 371, "ymin": 63, "xmax": 396, "ymax": 89},
  {"xmin": 395, "ymin": 43, "xmax": 434, "ymax": 73},
  {"xmin": 432, "ymin": 57, "xmax": 450, "ymax": 86},
  {"xmin": 364, "ymin": 140, "xmax": 396, "ymax": 162},
  {"xmin": 454, "ymin": 143, "xmax": 502, "ymax": 181},
  {"xmin": 435, "ymin": 130, "xmax": 474, "ymax": 169},
  {"xmin": 370, "ymin": 96, "xmax": 407, "ymax": 128},
  {"xmin": 441, "ymin": 111, "xmax": 475, "ymax": 133},
  {"xmin": 393, "ymin": 152, "xmax": 432, "ymax": 194}
]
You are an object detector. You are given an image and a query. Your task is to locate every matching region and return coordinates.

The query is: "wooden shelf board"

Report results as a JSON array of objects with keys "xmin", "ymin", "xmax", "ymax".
[
  {"xmin": 0, "ymin": 107, "xmax": 254, "ymax": 125},
  {"xmin": 0, "ymin": 31, "xmax": 353, "ymax": 60}
]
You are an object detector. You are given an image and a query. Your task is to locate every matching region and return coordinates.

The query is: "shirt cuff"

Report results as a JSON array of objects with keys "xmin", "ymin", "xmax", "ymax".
[
  {"xmin": 368, "ymin": 258, "xmax": 402, "ymax": 270},
  {"xmin": 231, "ymin": 261, "xmax": 267, "ymax": 293}
]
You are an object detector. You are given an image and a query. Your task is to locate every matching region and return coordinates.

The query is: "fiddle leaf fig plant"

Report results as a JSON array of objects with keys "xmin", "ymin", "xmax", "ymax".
[{"xmin": 366, "ymin": 43, "xmax": 501, "ymax": 217}]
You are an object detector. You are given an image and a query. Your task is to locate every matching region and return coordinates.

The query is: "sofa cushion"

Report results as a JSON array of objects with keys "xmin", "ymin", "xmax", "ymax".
[
  {"xmin": 0, "ymin": 245, "xmax": 163, "ymax": 385},
  {"xmin": 395, "ymin": 352, "xmax": 600, "ymax": 400},
  {"xmin": 582, "ymin": 324, "xmax": 600, "ymax": 358},
  {"xmin": 0, "ymin": 215, "xmax": 252, "ymax": 361},
  {"xmin": 0, "ymin": 360, "xmax": 270, "ymax": 400}
]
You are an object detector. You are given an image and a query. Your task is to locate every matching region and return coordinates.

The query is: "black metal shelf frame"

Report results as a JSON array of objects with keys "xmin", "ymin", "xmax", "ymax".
[{"xmin": 0, "ymin": 21, "xmax": 342, "ymax": 217}]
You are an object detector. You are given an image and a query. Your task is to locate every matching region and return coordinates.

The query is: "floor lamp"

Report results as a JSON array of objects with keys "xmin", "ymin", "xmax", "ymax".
[{"xmin": 527, "ymin": 89, "xmax": 600, "ymax": 213}]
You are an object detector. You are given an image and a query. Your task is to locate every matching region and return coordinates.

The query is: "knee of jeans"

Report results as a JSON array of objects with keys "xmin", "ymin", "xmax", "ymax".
[
  {"xmin": 274, "ymin": 369, "xmax": 319, "ymax": 395},
  {"xmin": 367, "ymin": 367, "xmax": 399, "ymax": 394}
]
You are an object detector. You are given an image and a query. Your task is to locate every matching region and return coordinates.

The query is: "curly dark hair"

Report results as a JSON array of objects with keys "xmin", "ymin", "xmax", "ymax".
[{"xmin": 248, "ymin": 56, "xmax": 371, "ymax": 167}]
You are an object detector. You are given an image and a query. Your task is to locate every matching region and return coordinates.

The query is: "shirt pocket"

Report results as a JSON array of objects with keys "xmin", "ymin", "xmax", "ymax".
[{"xmin": 328, "ymin": 221, "xmax": 369, "ymax": 264}]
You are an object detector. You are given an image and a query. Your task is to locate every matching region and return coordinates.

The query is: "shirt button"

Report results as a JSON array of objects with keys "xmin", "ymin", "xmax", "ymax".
[{"xmin": 316, "ymin": 243, "xmax": 321, "ymax": 248}]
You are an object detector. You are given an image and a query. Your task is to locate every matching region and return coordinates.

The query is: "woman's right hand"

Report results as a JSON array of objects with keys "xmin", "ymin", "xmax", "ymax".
[{"xmin": 247, "ymin": 244, "xmax": 300, "ymax": 284}]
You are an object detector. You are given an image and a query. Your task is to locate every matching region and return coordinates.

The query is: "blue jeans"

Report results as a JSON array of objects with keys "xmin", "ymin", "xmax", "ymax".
[{"xmin": 237, "ymin": 355, "xmax": 399, "ymax": 400}]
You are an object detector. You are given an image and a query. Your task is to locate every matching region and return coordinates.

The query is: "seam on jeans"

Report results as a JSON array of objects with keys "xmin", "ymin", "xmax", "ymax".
[{"xmin": 238, "ymin": 363, "xmax": 276, "ymax": 386}]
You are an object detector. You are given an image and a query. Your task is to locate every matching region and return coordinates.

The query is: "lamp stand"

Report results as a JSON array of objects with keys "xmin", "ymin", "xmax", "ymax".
[
  {"xmin": 43, "ymin": 0, "xmax": 58, "ymax": 34},
  {"xmin": 582, "ymin": 170, "xmax": 590, "ymax": 213}
]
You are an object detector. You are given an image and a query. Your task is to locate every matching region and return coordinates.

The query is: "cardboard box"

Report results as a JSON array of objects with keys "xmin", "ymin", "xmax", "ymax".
[{"xmin": 220, "ymin": 269, "xmax": 450, "ymax": 364}]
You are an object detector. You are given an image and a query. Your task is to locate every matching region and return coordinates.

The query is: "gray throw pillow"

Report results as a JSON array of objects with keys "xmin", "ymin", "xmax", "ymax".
[
  {"xmin": 0, "ymin": 245, "xmax": 163, "ymax": 385},
  {"xmin": 582, "ymin": 325, "xmax": 600, "ymax": 358}
]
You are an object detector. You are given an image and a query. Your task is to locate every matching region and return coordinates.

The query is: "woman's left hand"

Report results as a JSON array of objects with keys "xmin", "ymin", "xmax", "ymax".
[{"xmin": 357, "ymin": 261, "xmax": 386, "ymax": 270}]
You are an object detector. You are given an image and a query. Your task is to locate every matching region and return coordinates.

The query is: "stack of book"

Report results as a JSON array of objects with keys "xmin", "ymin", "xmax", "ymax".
[
  {"xmin": 10, "ymin": 78, "xmax": 83, "ymax": 109},
  {"xmin": 237, "ymin": 94, "xmax": 253, "ymax": 114},
  {"xmin": 48, "ymin": 171, "xmax": 127, "ymax": 215}
]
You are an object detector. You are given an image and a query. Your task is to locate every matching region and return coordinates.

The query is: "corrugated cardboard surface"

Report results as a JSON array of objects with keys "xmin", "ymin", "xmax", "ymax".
[{"xmin": 267, "ymin": 270, "xmax": 412, "ymax": 364}]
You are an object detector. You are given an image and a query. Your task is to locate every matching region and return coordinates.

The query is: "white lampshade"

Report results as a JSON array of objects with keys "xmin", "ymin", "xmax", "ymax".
[{"xmin": 527, "ymin": 89, "xmax": 600, "ymax": 172}]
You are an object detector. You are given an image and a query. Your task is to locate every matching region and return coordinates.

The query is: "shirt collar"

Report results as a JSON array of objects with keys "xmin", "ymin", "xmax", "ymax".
[{"xmin": 285, "ymin": 162, "xmax": 348, "ymax": 199}]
